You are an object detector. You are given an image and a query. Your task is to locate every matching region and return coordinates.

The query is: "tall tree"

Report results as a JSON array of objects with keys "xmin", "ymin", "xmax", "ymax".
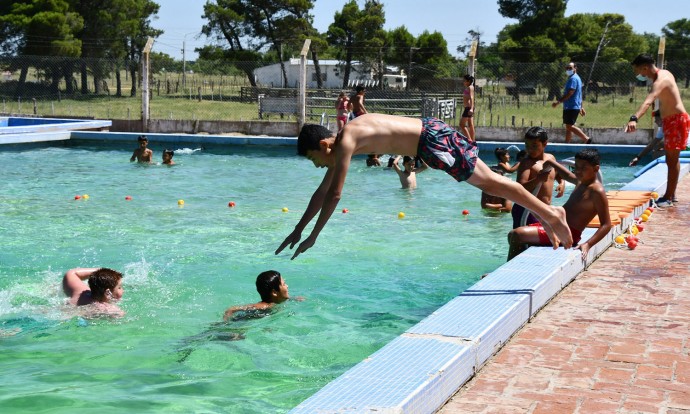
[
  {"xmin": 202, "ymin": 0, "xmax": 315, "ymax": 88},
  {"xmin": 662, "ymin": 19, "xmax": 690, "ymax": 87},
  {"xmin": 327, "ymin": 0, "xmax": 385, "ymax": 88}
]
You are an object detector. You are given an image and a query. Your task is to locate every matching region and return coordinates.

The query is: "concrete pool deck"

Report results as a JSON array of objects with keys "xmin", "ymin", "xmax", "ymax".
[{"xmin": 440, "ymin": 174, "xmax": 690, "ymax": 413}]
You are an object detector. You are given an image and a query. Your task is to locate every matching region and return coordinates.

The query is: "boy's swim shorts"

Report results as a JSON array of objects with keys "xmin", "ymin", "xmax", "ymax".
[{"xmin": 417, "ymin": 117, "xmax": 478, "ymax": 182}]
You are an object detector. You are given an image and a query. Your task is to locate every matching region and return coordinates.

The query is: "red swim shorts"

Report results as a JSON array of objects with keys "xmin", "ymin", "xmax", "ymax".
[
  {"xmin": 662, "ymin": 112, "xmax": 690, "ymax": 151},
  {"xmin": 529, "ymin": 223, "xmax": 582, "ymax": 246}
]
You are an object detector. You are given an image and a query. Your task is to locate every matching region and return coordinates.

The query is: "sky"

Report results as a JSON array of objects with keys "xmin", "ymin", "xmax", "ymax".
[{"xmin": 153, "ymin": 0, "xmax": 679, "ymax": 60}]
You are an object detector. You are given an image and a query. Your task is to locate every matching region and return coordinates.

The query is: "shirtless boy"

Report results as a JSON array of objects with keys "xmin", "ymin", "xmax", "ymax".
[
  {"xmin": 392, "ymin": 155, "xmax": 428, "ymax": 189},
  {"xmin": 275, "ymin": 114, "xmax": 572, "ymax": 260},
  {"xmin": 626, "ymin": 54, "xmax": 689, "ymax": 207},
  {"xmin": 62, "ymin": 267, "xmax": 125, "ymax": 317},
  {"xmin": 512, "ymin": 127, "xmax": 565, "ymax": 229},
  {"xmin": 223, "ymin": 270, "xmax": 297, "ymax": 321},
  {"xmin": 508, "ymin": 148, "xmax": 611, "ymax": 260},
  {"xmin": 350, "ymin": 85, "xmax": 367, "ymax": 118},
  {"xmin": 130, "ymin": 135, "xmax": 153, "ymax": 163}
]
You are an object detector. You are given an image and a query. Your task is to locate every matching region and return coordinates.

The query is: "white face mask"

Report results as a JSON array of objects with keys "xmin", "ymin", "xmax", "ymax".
[
  {"xmin": 566, "ymin": 69, "xmax": 574, "ymax": 76},
  {"xmin": 636, "ymin": 74, "xmax": 648, "ymax": 82}
]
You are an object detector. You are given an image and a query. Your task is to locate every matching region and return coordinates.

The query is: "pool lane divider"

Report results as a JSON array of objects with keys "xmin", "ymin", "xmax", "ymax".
[{"xmin": 290, "ymin": 163, "xmax": 689, "ymax": 413}]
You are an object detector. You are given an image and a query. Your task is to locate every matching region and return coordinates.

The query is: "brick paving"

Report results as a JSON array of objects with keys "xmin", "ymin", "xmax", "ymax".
[{"xmin": 440, "ymin": 175, "xmax": 690, "ymax": 414}]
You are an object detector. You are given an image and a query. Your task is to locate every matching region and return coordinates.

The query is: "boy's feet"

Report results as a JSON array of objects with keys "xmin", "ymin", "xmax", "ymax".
[
  {"xmin": 656, "ymin": 197, "xmax": 674, "ymax": 208},
  {"xmin": 672, "ymin": 196, "xmax": 679, "ymax": 203}
]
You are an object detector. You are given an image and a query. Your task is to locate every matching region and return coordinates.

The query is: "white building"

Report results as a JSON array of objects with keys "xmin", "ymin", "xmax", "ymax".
[{"xmin": 253, "ymin": 59, "xmax": 374, "ymax": 89}]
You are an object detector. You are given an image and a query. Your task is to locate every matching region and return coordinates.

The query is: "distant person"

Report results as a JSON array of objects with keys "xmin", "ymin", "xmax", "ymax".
[
  {"xmin": 459, "ymin": 74, "xmax": 476, "ymax": 141},
  {"xmin": 223, "ymin": 270, "xmax": 302, "ymax": 322},
  {"xmin": 512, "ymin": 127, "xmax": 564, "ymax": 229},
  {"xmin": 626, "ymin": 54, "xmax": 689, "ymax": 207},
  {"xmin": 481, "ymin": 166, "xmax": 513, "ymax": 212},
  {"xmin": 494, "ymin": 147, "xmax": 520, "ymax": 174},
  {"xmin": 162, "ymin": 149, "xmax": 175, "ymax": 165},
  {"xmin": 391, "ymin": 155, "xmax": 428, "ymax": 189},
  {"xmin": 62, "ymin": 267, "xmax": 125, "ymax": 318},
  {"xmin": 629, "ymin": 110, "xmax": 665, "ymax": 167},
  {"xmin": 130, "ymin": 135, "xmax": 153, "ymax": 163},
  {"xmin": 508, "ymin": 148, "xmax": 611, "ymax": 260},
  {"xmin": 366, "ymin": 154, "xmax": 382, "ymax": 167},
  {"xmin": 350, "ymin": 85, "xmax": 368, "ymax": 118},
  {"xmin": 552, "ymin": 62, "xmax": 591, "ymax": 144},
  {"xmin": 335, "ymin": 92, "xmax": 350, "ymax": 131},
  {"xmin": 275, "ymin": 114, "xmax": 573, "ymax": 260}
]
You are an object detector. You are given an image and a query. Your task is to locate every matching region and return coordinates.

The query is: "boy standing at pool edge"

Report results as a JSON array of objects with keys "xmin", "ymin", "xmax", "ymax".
[{"xmin": 275, "ymin": 113, "xmax": 573, "ymax": 260}]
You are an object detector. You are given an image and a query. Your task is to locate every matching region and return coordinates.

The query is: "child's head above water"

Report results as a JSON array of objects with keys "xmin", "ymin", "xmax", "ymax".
[
  {"xmin": 494, "ymin": 147, "xmax": 509, "ymax": 162},
  {"xmin": 88, "ymin": 268, "xmax": 123, "ymax": 302},
  {"xmin": 255, "ymin": 270, "xmax": 289, "ymax": 304},
  {"xmin": 163, "ymin": 149, "xmax": 175, "ymax": 164}
]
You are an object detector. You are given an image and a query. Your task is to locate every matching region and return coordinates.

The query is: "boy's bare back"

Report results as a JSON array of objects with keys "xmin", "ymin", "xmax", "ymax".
[{"xmin": 338, "ymin": 114, "xmax": 423, "ymax": 157}]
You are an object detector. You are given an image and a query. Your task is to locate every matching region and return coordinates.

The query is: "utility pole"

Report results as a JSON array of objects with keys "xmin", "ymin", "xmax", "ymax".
[
  {"xmin": 182, "ymin": 32, "xmax": 195, "ymax": 90},
  {"xmin": 584, "ymin": 21, "xmax": 610, "ymax": 99},
  {"xmin": 407, "ymin": 47, "xmax": 419, "ymax": 91}
]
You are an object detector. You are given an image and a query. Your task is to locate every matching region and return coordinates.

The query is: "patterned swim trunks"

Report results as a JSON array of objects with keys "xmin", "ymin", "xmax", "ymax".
[
  {"xmin": 417, "ymin": 117, "xmax": 478, "ymax": 182},
  {"xmin": 662, "ymin": 112, "xmax": 690, "ymax": 151}
]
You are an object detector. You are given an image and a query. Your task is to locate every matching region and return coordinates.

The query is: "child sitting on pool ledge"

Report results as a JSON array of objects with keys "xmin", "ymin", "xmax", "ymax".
[
  {"xmin": 223, "ymin": 270, "xmax": 301, "ymax": 321},
  {"xmin": 275, "ymin": 113, "xmax": 572, "ymax": 260},
  {"xmin": 62, "ymin": 268, "xmax": 124, "ymax": 318},
  {"xmin": 507, "ymin": 148, "xmax": 612, "ymax": 261}
]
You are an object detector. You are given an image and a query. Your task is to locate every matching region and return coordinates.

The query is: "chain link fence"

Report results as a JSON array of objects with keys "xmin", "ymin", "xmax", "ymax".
[{"xmin": 1, "ymin": 55, "xmax": 688, "ymax": 131}]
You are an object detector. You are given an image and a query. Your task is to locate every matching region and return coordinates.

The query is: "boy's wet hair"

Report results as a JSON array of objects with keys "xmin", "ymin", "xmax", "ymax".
[
  {"xmin": 88, "ymin": 268, "xmax": 122, "ymax": 300},
  {"xmin": 297, "ymin": 124, "xmax": 333, "ymax": 156},
  {"xmin": 164, "ymin": 149, "xmax": 174, "ymax": 157},
  {"xmin": 137, "ymin": 135, "xmax": 148, "ymax": 142},
  {"xmin": 631, "ymin": 54, "xmax": 655, "ymax": 66},
  {"xmin": 463, "ymin": 74, "xmax": 475, "ymax": 85},
  {"xmin": 256, "ymin": 270, "xmax": 282, "ymax": 303},
  {"xmin": 575, "ymin": 148, "xmax": 600, "ymax": 166},
  {"xmin": 403, "ymin": 156, "xmax": 413, "ymax": 164},
  {"xmin": 524, "ymin": 126, "xmax": 548, "ymax": 142},
  {"xmin": 494, "ymin": 147, "xmax": 508, "ymax": 161}
]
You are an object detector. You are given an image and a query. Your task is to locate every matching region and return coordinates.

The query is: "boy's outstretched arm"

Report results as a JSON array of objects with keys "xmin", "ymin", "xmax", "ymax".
[
  {"xmin": 290, "ymin": 143, "xmax": 354, "ymax": 260},
  {"xmin": 467, "ymin": 160, "xmax": 573, "ymax": 249},
  {"xmin": 275, "ymin": 168, "xmax": 334, "ymax": 255},
  {"xmin": 545, "ymin": 159, "xmax": 577, "ymax": 184}
]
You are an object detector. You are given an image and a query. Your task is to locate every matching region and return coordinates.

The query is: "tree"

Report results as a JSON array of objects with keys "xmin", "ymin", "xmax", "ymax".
[
  {"xmin": 327, "ymin": 0, "xmax": 385, "ymax": 88},
  {"xmin": 662, "ymin": 19, "xmax": 690, "ymax": 87},
  {"xmin": 413, "ymin": 31, "xmax": 454, "ymax": 84},
  {"xmin": 202, "ymin": 0, "xmax": 315, "ymax": 88}
]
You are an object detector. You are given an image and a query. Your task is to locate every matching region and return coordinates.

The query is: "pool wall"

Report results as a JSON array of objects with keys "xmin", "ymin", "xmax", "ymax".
[
  {"xmin": 0, "ymin": 117, "xmax": 111, "ymax": 145},
  {"xmin": 1, "ymin": 128, "xmax": 682, "ymax": 413}
]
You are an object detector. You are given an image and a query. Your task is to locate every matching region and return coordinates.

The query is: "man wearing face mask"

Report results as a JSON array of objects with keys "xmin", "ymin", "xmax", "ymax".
[
  {"xmin": 552, "ymin": 62, "xmax": 591, "ymax": 144},
  {"xmin": 626, "ymin": 54, "xmax": 689, "ymax": 208}
]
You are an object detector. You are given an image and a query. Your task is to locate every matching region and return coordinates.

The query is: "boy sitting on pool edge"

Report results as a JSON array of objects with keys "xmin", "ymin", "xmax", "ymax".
[
  {"xmin": 62, "ymin": 267, "xmax": 125, "ymax": 318},
  {"xmin": 507, "ymin": 148, "xmax": 612, "ymax": 261},
  {"xmin": 275, "ymin": 113, "xmax": 572, "ymax": 260}
]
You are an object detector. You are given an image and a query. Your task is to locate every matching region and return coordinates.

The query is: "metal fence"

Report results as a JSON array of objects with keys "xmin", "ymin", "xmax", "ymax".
[{"xmin": 1, "ymin": 55, "xmax": 688, "ymax": 130}]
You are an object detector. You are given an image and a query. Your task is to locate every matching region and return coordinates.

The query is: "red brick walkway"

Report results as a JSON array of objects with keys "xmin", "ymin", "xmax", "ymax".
[{"xmin": 440, "ymin": 176, "xmax": 690, "ymax": 414}]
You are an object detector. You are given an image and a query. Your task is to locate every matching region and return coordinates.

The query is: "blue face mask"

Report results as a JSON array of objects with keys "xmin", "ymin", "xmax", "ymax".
[
  {"xmin": 566, "ymin": 69, "xmax": 574, "ymax": 76},
  {"xmin": 636, "ymin": 74, "xmax": 648, "ymax": 82}
]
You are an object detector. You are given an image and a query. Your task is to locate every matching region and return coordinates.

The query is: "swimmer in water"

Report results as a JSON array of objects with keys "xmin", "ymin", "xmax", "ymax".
[
  {"xmin": 162, "ymin": 149, "xmax": 175, "ymax": 165},
  {"xmin": 223, "ymin": 270, "xmax": 302, "ymax": 321},
  {"xmin": 62, "ymin": 267, "xmax": 125, "ymax": 318}
]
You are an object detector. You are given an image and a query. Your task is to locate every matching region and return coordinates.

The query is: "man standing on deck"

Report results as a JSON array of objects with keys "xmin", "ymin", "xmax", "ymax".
[
  {"xmin": 552, "ymin": 62, "xmax": 591, "ymax": 144},
  {"xmin": 625, "ymin": 54, "xmax": 689, "ymax": 207}
]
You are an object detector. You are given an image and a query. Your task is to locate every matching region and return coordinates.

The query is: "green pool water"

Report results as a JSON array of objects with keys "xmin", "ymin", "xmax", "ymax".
[{"xmin": 0, "ymin": 142, "xmax": 634, "ymax": 412}]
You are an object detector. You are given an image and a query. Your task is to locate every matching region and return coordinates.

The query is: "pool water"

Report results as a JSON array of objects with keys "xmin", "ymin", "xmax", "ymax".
[{"xmin": 0, "ymin": 142, "xmax": 634, "ymax": 412}]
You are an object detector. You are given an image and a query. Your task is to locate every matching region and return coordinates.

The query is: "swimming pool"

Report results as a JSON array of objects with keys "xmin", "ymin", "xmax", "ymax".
[{"xmin": 0, "ymin": 142, "xmax": 635, "ymax": 412}]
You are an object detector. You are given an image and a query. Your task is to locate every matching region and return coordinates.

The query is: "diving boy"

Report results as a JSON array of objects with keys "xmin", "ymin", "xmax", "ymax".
[
  {"xmin": 508, "ymin": 148, "xmax": 611, "ymax": 261},
  {"xmin": 275, "ymin": 114, "xmax": 572, "ymax": 260},
  {"xmin": 130, "ymin": 135, "xmax": 153, "ymax": 163},
  {"xmin": 62, "ymin": 267, "xmax": 125, "ymax": 317},
  {"xmin": 392, "ymin": 155, "xmax": 428, "ymax": 189},
  {"xmin": 512, "ymin": 127, "xmax": 565, "ymax": 229},
  {"xmin": 223, "ymin": 270, "xmax": 300, "ymax": 321}
]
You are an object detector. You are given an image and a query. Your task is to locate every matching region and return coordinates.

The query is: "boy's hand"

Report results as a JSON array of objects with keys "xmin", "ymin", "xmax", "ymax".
[
  {"xmin": 275, "ymin": 229, "xmax": 302, "ymax": 255},
  {"xmin": 291, "ymin": 236, "xmax": 316, "ymax": 260},
  {"xmin": 576, "ymin": 242, "xmax": 590, "ymax": 260},
  {"xmin": 555, "ymin": 180, "xmax": 566, "ymax": 198}
]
